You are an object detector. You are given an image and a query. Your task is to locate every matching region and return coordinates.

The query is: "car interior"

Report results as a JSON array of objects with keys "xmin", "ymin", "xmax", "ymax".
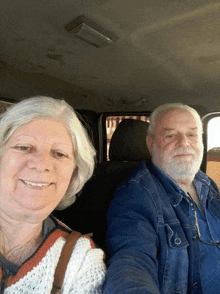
[{"xmin": 0, "ymin": 0, "xmax": 220, "ymax": 252}]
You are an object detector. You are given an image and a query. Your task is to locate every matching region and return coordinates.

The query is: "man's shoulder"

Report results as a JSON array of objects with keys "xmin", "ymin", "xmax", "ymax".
[
  {"xmin": 196, "ymin": 170, "xmax": 214, "ymax": 186},
  {"xmin": 195, "ymin": 170, "xmax": 210, "ymax": 180},
  {"xmin": 121, "ymin": 160, "xmax": 154, "ymax": 184},
  {"xmin": 114, "ymin": 160, "xmax": 183, "ymax": 207},
  {"xmin": 109, "ymin": 161, "xmax": 163, "ymax": 220},
  {"xmin": 196, "ymin": 170, "xmax": 219, "ymax": 193},
  {"xmin": 115, "ymin": 160, "xmax": 163, "ymax": 196}
]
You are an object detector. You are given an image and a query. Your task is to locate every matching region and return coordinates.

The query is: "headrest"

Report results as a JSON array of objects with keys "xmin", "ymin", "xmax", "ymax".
[{"xmin": 109, "ymin": 119, "xmax": 151, "ymax": 161}]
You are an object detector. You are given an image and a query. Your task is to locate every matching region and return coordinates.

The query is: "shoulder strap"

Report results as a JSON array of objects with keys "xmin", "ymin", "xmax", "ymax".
[{"xmin": 51, "ymin": 231, "xmax": 82, "ymax": 294}]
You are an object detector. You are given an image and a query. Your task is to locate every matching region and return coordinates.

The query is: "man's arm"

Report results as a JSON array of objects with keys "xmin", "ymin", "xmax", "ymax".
[{"xmin": 103, "ymin": 182, "xmax": 160, "ymax": 294}]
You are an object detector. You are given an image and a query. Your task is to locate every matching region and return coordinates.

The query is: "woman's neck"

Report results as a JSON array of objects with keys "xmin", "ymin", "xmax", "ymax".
[{"xmin": 0, "ymin": 215, "xmax": 43, "ymax": 266}]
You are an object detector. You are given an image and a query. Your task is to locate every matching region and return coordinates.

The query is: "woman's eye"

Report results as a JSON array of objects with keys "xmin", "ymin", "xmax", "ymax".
[{"xmin": 54, "ymin": 151, "xmax": 68, "ymax": 158}]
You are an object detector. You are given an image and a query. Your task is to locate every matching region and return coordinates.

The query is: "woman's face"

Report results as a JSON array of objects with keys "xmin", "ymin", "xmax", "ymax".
[{"xmin": 0, "ymin": 118, "xmax": 76, "ymax": 221}]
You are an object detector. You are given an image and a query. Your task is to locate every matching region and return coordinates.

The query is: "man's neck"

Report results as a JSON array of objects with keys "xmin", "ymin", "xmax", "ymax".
[
  {"xmin": 175, "ymin": 179, "xmax": 202, "ymax": 208},
  {"xmin": 175, "ymin": 178, "xmax": 193, "ymax": 193}
]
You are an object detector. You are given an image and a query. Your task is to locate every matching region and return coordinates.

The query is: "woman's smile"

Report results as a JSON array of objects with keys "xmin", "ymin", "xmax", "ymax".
[{"xmin": 20, "ymin": 179, "xmax": 53, "ymax": 188}]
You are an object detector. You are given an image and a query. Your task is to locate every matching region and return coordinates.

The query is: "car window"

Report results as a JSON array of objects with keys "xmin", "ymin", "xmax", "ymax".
[{"xmin": 206, "ymin": 116, "xmax": 220, "ymax": 190}]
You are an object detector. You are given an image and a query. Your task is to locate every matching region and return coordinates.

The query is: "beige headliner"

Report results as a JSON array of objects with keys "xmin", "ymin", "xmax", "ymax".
[{"xmin": 0, "ymin": 0, "xmax": 220, "ymax": 112}]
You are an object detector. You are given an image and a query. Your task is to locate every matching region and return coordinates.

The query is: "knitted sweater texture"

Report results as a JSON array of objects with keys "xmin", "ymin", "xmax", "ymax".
[{"xmin": 1, "ymin": 228, "xmax": 106, "ymax": 293}]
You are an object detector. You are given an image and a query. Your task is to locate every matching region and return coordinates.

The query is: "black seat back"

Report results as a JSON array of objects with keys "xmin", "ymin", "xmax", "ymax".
[
  {"xmin": 54, "ymin": 119, "xmax": 150, "ymax": 252},
  {"xmin": 109, "ymin": 118, "xmax": 150, "ymax": 161}
]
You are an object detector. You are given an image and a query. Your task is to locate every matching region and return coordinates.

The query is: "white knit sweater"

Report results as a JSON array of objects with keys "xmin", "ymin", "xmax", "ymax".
[{"xmin": 2, "ymin": 231, "xmax": 106, "ymax": 293}]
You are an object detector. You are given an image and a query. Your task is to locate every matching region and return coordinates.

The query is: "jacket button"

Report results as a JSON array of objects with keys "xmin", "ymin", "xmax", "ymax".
[
  {"xmin": 174, "ymin": 237, "xmax": 181, "ymax": 245},
  {"xmin": 193, "ymin": 235, "xmax": 197, "ymax": 240},
  {"xmin": 192, "ymin": 282, "xmax": 199, "ymax": 289}
]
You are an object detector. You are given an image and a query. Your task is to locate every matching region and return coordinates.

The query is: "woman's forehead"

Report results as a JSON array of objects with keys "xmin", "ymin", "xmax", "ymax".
[{"xmin": 10, "ymin": 118, "xmax": 73, "ymax": 144}]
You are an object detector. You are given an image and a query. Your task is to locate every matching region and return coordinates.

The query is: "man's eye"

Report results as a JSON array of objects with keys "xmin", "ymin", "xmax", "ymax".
[
  {"xmin": 166, "ymin": 134, "xmax": 175, "ymax": 138},
  {"xmin": 188, "ymin": 133, "xmax": 198, "ymax": 138},
  {"xmin": 13, "ymin": 145, "xmax": 31, "ymax": 152},
  {"xmin": 164, "ymin": 134, "xmax": 177, "ymax": 143}
]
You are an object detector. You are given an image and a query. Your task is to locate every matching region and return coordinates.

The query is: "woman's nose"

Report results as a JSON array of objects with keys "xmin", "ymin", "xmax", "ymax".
[{"xmin": 27, "ymin": 151, "xmax": 54, "ymax": 171}]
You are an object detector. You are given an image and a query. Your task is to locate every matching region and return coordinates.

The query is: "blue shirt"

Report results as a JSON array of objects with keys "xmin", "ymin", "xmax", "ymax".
[
  {"xmin": 103, "ymin": 160, "xmax": 220, "ymax": 294},
  {"xmin": 165, "ymin": 171, "xmax": 220, "ymax": 292},
  {"xmin": 190, "ymin": 179, "xmax": 220, "ymax": 293}
]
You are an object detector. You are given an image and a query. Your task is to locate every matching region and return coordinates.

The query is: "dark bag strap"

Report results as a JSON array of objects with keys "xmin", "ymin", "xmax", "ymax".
[{"xmin": 51, "ymin": 231, "xmax": 82, "ymax": 294}]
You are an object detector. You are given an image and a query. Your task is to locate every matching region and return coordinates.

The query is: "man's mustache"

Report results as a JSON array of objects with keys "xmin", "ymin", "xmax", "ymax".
[{"xmin": 171, "ymin": 148, "xmax": 196, "ymax": 156}]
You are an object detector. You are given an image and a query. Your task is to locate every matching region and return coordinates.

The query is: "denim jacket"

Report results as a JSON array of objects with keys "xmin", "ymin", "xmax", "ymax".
[{"xmin": 103, "ymin": 160, "xmax": 220, "ymax": 294}]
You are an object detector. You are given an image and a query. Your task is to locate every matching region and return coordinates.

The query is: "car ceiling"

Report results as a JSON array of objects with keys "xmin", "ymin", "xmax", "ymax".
[{"xmin": 0, "ymin": 0, "xmax": 220, "ymax": 114}]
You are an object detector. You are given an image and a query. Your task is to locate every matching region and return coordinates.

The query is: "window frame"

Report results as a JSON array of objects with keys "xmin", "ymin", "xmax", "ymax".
[{"xmin": 201, "ymin": 112, "xmax": 220, "ymax": 173}]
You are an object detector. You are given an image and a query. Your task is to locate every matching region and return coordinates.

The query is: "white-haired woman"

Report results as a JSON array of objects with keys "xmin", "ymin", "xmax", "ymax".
[{"xmin": 0, "ymin": 96, "xmax": 106, "ymax": 293}]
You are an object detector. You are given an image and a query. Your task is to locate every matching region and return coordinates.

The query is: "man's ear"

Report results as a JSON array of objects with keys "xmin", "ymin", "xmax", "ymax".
[{"xmin": 146, "ymin": 135, "xmax": 153, "ymax": 155}]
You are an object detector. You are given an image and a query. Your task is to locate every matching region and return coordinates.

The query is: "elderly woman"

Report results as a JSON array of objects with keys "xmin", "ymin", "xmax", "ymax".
[{"xmin": 0, "ymin": 96, "xmax": 106, "ymax": 293}]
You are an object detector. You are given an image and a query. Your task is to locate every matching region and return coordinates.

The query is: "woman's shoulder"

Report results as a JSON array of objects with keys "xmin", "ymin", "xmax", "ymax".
[
  {"xmin": 63, "ymin": 236, "xmax": 106, "ymax": 293},
  {"xmin": 73, "ymin": 235, "xmax": 105, "ymax": 264}
]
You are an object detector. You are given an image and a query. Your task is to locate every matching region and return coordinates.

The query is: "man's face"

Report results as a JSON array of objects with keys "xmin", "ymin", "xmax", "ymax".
[{"xmin": 147, "ymin": 108, "xmax": 204, "ymax": 181}]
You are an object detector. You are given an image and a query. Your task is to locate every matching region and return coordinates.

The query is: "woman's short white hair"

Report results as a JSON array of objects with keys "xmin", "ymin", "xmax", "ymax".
[
  {"xmin": 0, "ymin": 96, "xmax": 96, "ymax": 210},
  {"xmin": 148, "ymin": 103, "xmax": 203, "ymax": 135}
]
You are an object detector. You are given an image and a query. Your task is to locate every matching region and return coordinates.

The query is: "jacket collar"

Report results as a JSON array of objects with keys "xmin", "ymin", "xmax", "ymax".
[
  {"xmin": 146, "ymin": 160, "xmax": 220, "ymax": 220},
  {"xmin": 147, "ymin": 160, "xmax": 185, "ymax": 207}
]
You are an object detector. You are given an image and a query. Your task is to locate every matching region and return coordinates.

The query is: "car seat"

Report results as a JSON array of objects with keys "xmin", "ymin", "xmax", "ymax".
[{"xmin": 53, "ymin": 118, "xmax": 151, "ymax": 253}]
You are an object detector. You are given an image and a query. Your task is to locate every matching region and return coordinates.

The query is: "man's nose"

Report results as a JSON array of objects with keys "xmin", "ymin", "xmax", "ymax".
[
  {"xmin": 177, "ymin": 134, "xmax": 190, "ymax": 147},
  {"xmin": 27, "ymin": 151, "xmax": 53, "ymax": 171}
]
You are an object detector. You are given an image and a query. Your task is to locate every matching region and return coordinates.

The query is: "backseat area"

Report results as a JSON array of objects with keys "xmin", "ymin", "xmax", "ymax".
[{"xmin": 53, "ymin": 118, "xmax": 150, "ymax": 254}]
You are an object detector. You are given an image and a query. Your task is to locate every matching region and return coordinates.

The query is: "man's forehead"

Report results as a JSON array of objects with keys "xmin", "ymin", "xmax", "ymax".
[
  {"xmin": 158, "ymin": 109, "xmax": 196, "ymax": 124},
  {"xmin": 163, "ymin": 126, "xmax": 198, "ymax": 132},
  {"xmin": 155, "ymin": 108, "xmax": 201, "ymax": 133}
]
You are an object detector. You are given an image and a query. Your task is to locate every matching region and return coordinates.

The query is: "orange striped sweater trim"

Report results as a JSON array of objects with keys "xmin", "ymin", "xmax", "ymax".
[
  {"xmin": 5, "ymin": 228, "xmax": 68, "ymax": 286},
  {"xmin": 1, "ymin": 228, "xmax": 95, "ymax": 287}
]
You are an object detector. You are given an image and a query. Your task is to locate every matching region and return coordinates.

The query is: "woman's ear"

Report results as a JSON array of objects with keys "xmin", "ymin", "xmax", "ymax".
[{"xmin": 146, "ymin": 135, "xmax": 153, "ymax": 155}]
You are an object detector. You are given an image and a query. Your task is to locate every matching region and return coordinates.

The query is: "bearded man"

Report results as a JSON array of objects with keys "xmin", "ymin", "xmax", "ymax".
[{"xmin": 103, "ymin": 104, "xmax": 220, "ymax": 294}]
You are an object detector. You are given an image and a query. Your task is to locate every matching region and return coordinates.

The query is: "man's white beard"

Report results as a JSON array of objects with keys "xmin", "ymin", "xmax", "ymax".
[{"xmin": 152, "ymin": 143, "xmax": 204, "ymax": 182}]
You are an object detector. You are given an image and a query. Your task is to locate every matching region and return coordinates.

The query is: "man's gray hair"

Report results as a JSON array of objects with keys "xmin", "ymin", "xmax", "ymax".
[
  {"xmin": 0, "ymin": 96, "xmax": 96, "ymax": 210},
  {"xmin": 148, "ymin": 103, "xmax": 203, "ymax": 135}
]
